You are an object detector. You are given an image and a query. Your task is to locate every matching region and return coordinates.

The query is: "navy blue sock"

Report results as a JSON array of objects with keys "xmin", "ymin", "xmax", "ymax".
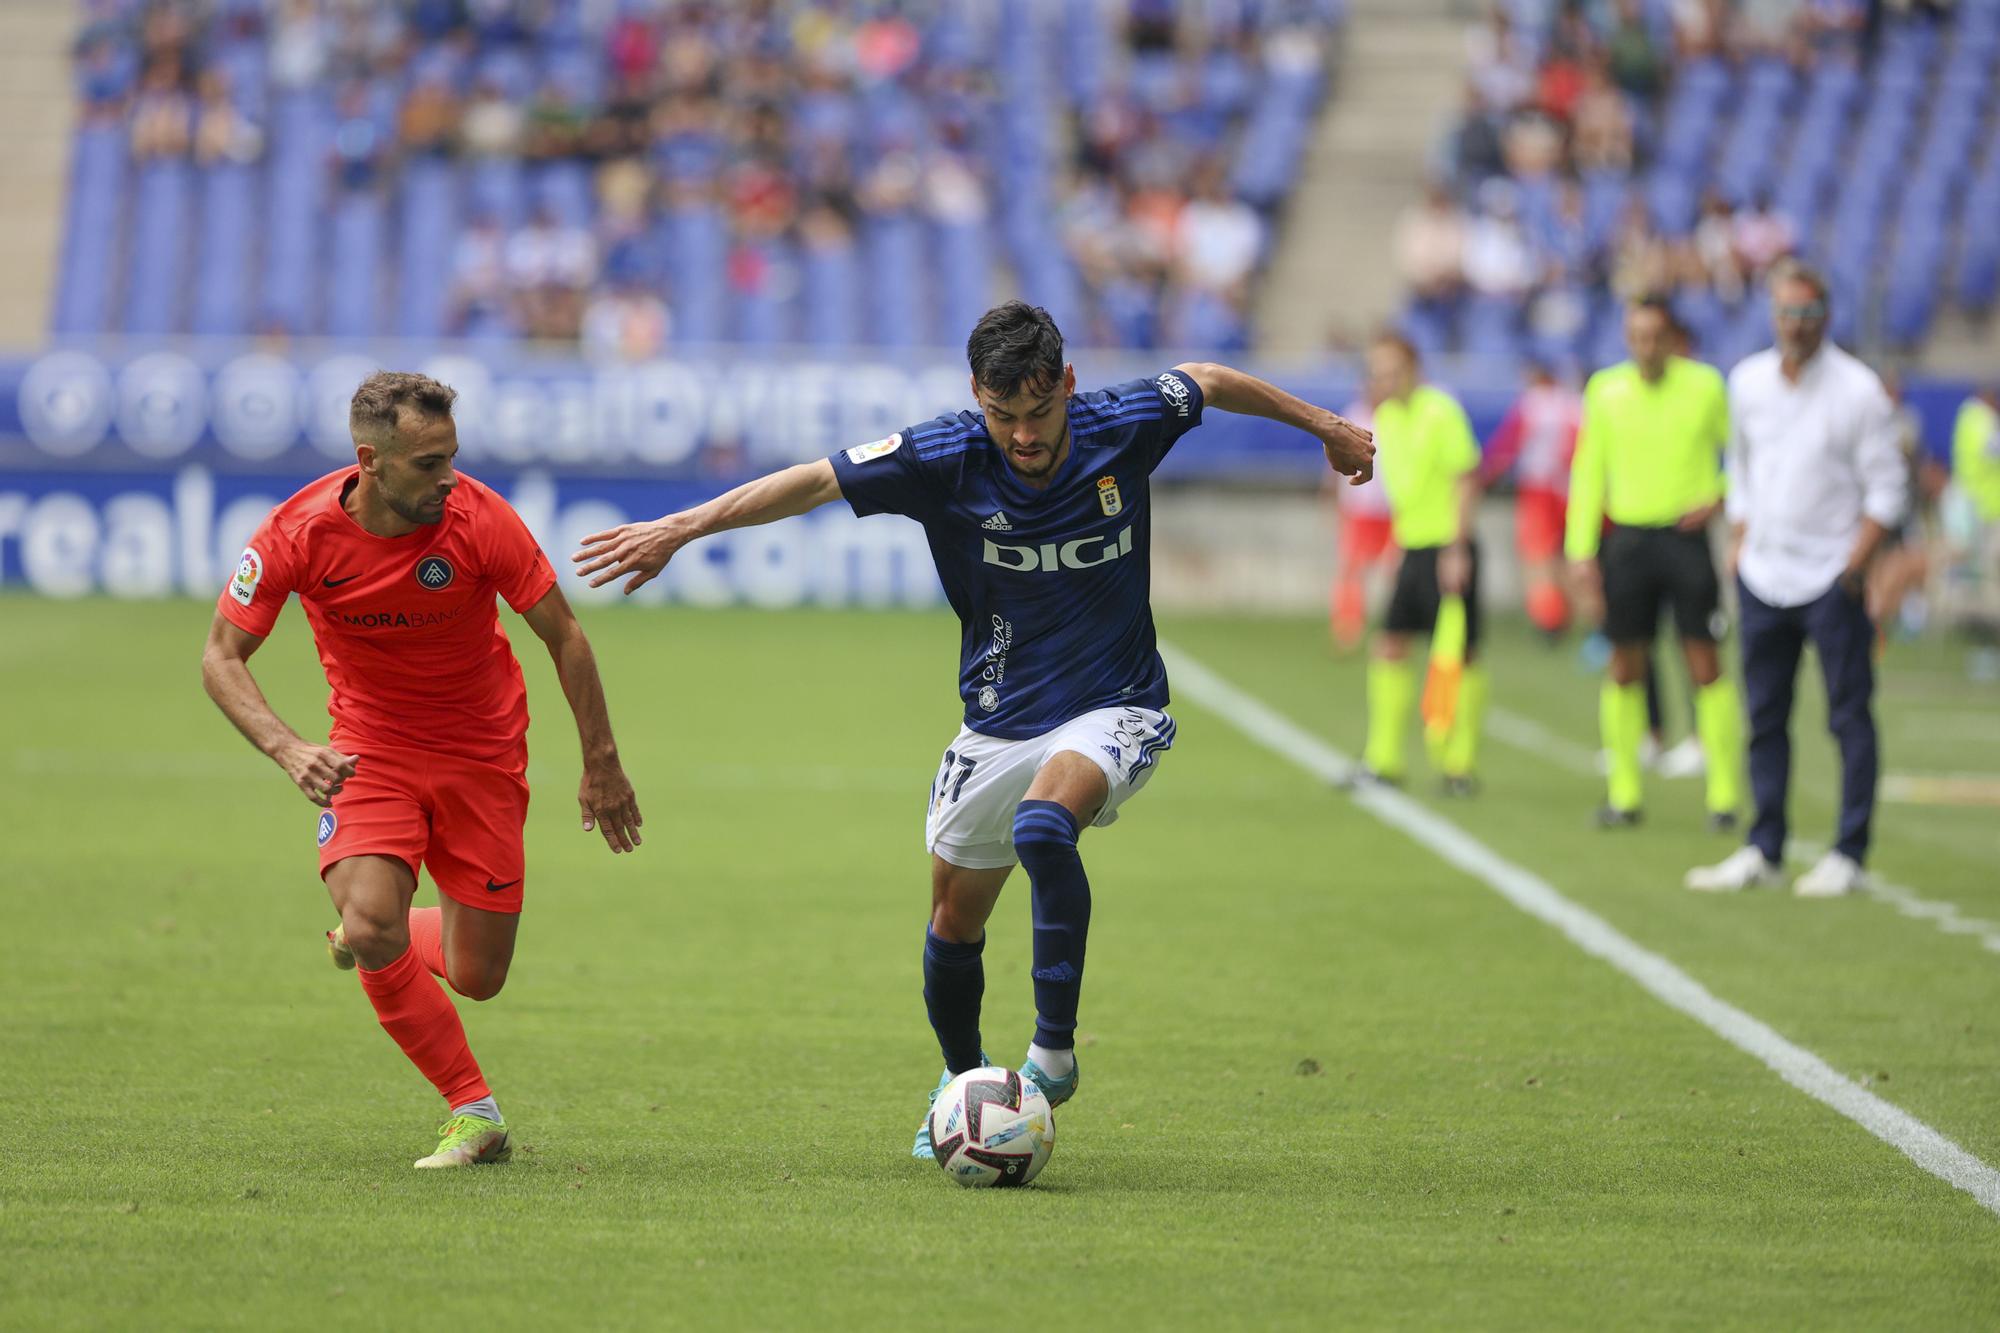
[
  {"xmin": 1013, "ymin": 799, "xmax": 1089, "ymax": 1052},
  {"xmin": 922, "ymin": 928, "xmax": 985, "ymax": 1074}
]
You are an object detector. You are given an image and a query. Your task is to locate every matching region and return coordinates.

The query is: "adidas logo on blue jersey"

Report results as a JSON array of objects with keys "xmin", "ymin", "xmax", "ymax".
[{"xmin": 981, "ymin": 511, "xmax": 1013, "ymax": 531}]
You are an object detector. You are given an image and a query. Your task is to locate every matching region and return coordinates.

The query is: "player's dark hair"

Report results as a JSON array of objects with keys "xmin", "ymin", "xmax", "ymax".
[
  {"xmin": 966, "ymin": 301, "xmax": 1065, "ymax": 399},
  {"xmin": 349, "ymin": 371, "xmax": 458, "ymax": 448},
  {"xmin": 1629, "ymin": 292, "xmax": 1674, "ymax": 318}
]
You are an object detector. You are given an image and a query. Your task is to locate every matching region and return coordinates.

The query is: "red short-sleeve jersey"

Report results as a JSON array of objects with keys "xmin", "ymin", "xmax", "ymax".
[{"xmin": 217, "ymin": 469, "xmax": 557, "ymax": 769}]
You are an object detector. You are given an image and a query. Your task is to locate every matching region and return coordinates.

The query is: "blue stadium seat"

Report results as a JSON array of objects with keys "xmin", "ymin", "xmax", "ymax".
[
  {"xmin": 123, "ymin": 161, "xmax": 192, "ymax": 335},
  {"xmin": 324, "ymin": 192, "xmax": 386, "ymax": 339},
  {"xmin": 191, "ymin": 163, "xmax": 256, "ymax": 337},
  {"xmin": 51, "ymin": 126, "xmax": 125, "ymax": 336}
]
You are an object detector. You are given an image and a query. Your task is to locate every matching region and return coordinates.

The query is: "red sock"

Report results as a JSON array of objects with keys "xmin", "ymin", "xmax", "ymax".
[
  {"xmin": 355, "ymin": 946, "xmax": 489, "ymax": 1108},
  {"xmin": 408, "ymin": 906, "xmax": 447, "ymax": 981}
]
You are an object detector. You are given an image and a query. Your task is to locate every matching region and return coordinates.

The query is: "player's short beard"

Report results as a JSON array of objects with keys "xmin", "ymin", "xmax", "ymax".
[
  {"xmin": 385, "ymin": 488, "xmax": 445, "ymax": 526},
  {"xmin": 1011, "ymin": 425, "xmax": 1068, "ymax": 481}
]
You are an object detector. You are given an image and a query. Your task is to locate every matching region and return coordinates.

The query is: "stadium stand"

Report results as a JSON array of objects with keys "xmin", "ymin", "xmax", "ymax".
[
  {"xmin": 1398, "ymin": 0, "xmax": 1998, "ymax": 371},
  {"xmin": 54, "ymin": 0, "xmax": 1344, "ymax": 353}
]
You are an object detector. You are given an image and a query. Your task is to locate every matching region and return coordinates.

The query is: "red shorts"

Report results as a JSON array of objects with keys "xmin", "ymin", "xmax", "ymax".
[
  {"xmin": 1515, "ymin": 487, "xmax": 1567, "ymax": 563},
  {"xmin": 315, "ymin": 745, "xmax": 530, "ymax": 913},
  {"xmin": 1339, "ymin": 511, "xmax": 1395, "ymax": 568}
]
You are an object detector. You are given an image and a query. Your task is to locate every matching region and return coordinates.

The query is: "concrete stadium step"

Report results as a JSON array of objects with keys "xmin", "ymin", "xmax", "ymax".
[
  {"xmin": 0, "ymin": 5, "xmax": 76, "ymax": 345},
  {"xmin": 1258, "ymin": 0, "xmax": 1466, "ymax": 357}
]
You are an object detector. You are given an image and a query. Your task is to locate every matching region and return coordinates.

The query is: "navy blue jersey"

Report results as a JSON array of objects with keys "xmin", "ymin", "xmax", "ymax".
[{"xmin": 830, "ymin": 371, "xmax": 1205, "ymax": 739}]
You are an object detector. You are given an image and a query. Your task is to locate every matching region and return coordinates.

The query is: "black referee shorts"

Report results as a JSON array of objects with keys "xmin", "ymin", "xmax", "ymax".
[
  {"xmin": 1384, "ymin": 542, "xmax": 1482, "ymax": 658},
  {"xmin": 1600, "ymin": 523, "xmax": 1723, "ymax": 644}
]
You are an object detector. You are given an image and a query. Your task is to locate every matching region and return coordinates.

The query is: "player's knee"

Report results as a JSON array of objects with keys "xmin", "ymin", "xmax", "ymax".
[
  {"xmin": 930, "ymin": 900, "xmax": 984, "ymax": 944},
  {"xmin": 450, "ymin": 965, "xmax": 507, "ymax": 1002},
  {"xmin": 339, "ymin": 905, "xmax": 407, "ymax": 965},
  {"xmin": 1374, "ymin": 634, "xmax": 1410, "ymax": 662},
  {"xmin": 1608, "ymin": 646, "xmax": 1647, "ymax": 685}
]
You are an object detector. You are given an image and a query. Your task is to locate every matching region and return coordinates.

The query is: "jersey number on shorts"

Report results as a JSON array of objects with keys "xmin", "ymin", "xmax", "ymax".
[{"xmin": 932, "ymin": 750, "xmax": 977, "ymax": 808}]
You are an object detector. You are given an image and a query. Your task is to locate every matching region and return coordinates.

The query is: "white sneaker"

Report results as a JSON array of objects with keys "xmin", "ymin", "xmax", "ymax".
[
  {"xmin": 1596, "ymin": 734, "xmax": 1664, "ymax": 776},
  {"xmin": 1792, "ymin": 851, "xmax": 1868, "ymax": 898},
  {"xmin": 1655, "ymin": 737, "xmax": 1706, "ymax": 779},
  {"xmin": 1684, "ymin": 845, "xmax": 1784, "ymax": 892}
]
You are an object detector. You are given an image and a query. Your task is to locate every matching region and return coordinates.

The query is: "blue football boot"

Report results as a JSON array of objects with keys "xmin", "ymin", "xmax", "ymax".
[{"xmin": 1020, "ymin": 1052, "xmax": 1079, "ymax": 1109}]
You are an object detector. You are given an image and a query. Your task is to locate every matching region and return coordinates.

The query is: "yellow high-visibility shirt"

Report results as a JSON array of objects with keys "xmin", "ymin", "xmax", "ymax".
[
  {"xmin": 1953, "ymin": 397, "xmax": 2000, "ymax": 521},
  {"xmin": 1565, "ymin": 357, "xmax": 1729, "ymax": 561},
  {"xmin": 1374, "ymin": 385, "xmax": 1479, "ymax": 550}
]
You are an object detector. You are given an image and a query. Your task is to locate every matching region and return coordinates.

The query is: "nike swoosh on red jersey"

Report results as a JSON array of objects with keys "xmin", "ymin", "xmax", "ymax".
[{"xmin": 322, "ymin": 573, "xmax": 361, "ymax": 587}]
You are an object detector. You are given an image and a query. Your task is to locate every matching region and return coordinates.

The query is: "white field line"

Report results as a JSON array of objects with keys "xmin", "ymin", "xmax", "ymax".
[
  {"xmin": 1786, "ymin": 840, "xmax": 2000, "ymax": 957},
  {"xmin": 1480, "ymin": 705, "xmax": 2000, "ymax": 958},
  {"xmin": 1483, "ymin": 704, "xmax": 1600, "ymax": 775},
  {"xmin": 1159, "ymin": 642, "xmax": 2000, "ymax": 1220}
]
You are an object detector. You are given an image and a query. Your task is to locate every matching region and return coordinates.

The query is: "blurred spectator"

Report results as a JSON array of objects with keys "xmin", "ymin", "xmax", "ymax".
[
  {"xmin": 506, "ymin": 207, "xmax": 597, "ymax": 339},
  {"xmin": 451, "ymin": 214, "xmax": 509, "ymax": 334},
  {"xmin": 399, "ymin": 73, "xmax": 461, "ymax": 158},
  {"xmin": 461, "ymin": 78, "xmax": 523, "ymax": 158},
  {"xmin": 268, "ymin": 0, "xmax": 326, "ymax": 92},
  {"xmin": 1609, "ymin": 202, "xmax": 1677, "ymax": 299},
  {"xmin": 1176, "ymin": 163, "xmax": 1264, "ymax": 296},
  {"xmin": 1464, "ymin": 181, "xmax": 1533, "ymax": 300},
  {"xmin": 1569, "ymin": 60, "xmax": 1634, "ymax": 172},
  {"xmin": 1395, "ymin": 181, "xmax": 1467, "ymax": 302},
  {"xmin": 581, "ymin": 280, "xmax": 671, "ymax": 361},
  {"xmin": 1731, "ymin": 192, "xmax": 1797, "ymax": 279},
  {"xmin": 193, "ymin": 70, "xmax": 262, "ymax": 167},
  {"xmin": 1606, "ymin": 0, "xmax": 1667, "ymax": 98},
  {"xmin": 1692, "ymin": 190, "xmax": 1746, "ymax": 303},
  {"xmin": 329, "ymin": 81, "xmax": 387, "ymax": 191},
  {"xmin": 1465, "ymin": 6, "xmax": 1534, "ymax": 113},
  {"xmin": 129, "ymin": 56, "xmax": 192, "ymax": 160},
  {"xmin": 522, "ymin": 80, "xmax": 589, "ymax": 162}
]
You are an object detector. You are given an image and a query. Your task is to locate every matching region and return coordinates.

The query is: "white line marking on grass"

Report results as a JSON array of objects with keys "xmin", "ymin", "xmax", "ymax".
[
  {"xmin": 1482, "ymin": 710, "xmax": 2000, "ymax": 960},
  {"xmin": 1788, "ymin": 841, "xmax": 2000, "ymax": 957},
  {"xmin": 1160, "ymin": 641, "xmax": 2000, "ymax": 1220},
  {"xmin": 1483, "ymin": 704, "xmax": 1600, "ymax": 776}
]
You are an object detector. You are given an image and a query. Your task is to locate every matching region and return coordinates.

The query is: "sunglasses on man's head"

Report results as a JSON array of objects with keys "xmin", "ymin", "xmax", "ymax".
[{"xmin": 1777, "ymin": 301, "xmax": 1827, "ymax": 321}]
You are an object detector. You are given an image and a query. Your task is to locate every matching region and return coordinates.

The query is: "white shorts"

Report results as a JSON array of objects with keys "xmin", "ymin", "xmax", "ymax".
[{"xmin": 925, "ymin": 706, "xmax": 1177, "ymax": 870}]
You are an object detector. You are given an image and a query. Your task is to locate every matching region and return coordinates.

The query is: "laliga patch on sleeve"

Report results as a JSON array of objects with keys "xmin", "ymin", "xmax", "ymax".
[
  {"xmin": 844, "ymin": 432, "xmax": 903, "ymax": 464},
  {"xmin": 229, "ymin": 546, "xmax": 263, "ymax": 606}
]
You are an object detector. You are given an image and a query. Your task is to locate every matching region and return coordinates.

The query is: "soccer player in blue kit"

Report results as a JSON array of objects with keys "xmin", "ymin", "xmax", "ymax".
[{"xmin": 574, "ymin": 302, "xmax": 1374, "ymax": 1155}]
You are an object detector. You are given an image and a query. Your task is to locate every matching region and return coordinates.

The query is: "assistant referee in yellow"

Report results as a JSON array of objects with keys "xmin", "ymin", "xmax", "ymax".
[{"xmin": 1567, "ymin": 295, "xmax": 1745, "ymax": 829}]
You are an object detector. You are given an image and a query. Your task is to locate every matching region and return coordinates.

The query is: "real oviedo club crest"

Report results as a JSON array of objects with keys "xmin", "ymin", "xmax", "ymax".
[{"xmin": 1096, "ymin": 476, "xmax": 1123, "ymax": 518}]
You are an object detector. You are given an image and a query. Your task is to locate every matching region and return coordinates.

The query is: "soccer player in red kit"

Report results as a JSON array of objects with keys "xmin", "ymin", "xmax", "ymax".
[{"xmin": 200, "ymin": 372, "xmax": 642, "ymax": 1168}]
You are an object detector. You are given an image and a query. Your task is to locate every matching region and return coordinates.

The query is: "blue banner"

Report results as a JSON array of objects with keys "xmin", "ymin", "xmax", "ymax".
[{"xmin": 0, "ymin": 466, "xmax": 944, "ymax": 607}]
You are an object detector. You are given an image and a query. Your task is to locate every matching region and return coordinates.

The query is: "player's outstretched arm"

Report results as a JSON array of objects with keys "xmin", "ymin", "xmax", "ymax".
[
  {"xmin": 572, "ymin": 459, "xmax": 844, "ymax": 595},
  {"xmin": 1172, "ymin": 361, "xmax": 1376, "ymax": 484},
  {"xmin": 521, "ymin": 587, "xmax": 644, "ymax": 854},
  {"xmin": 199, "ymin": 612, "xmax": 357, "ymax": 807}
]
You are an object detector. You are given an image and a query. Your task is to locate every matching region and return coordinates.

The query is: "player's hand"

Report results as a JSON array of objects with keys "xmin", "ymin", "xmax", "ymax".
[
  {"xmin": 1677, "ymin": 500, "xmax": 1722, "ymax": 532},
  {"xmin": 1438, "ymin": 543, "xmax": 1470, "ymax": 596},
  {"xmin": 579, "ymin": 760, "xmax": 643, "ymax": 854},
  {"xmin": 572, "ymin": 517, "xmax": 687, "ymax": 595},
  {"xmin": 1318, "ymin": 412, "xmax": 1376, "ymax": 486},
  {"xmin": 278, "ymin": 742, "xmax": 357, "ymax": 808},
  {"xmin": 1567, "ymin": 558, "xmax": 1604, "ymax": 623}
]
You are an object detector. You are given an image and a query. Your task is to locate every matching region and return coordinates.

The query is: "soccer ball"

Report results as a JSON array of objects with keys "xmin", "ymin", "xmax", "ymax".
[{"xmin": 927, "ymin": 1066, "xmax": 1055, "ymax": 1188}]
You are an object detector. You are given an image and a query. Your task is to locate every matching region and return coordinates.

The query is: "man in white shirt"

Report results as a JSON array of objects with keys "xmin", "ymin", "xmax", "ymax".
[{"xmin": 1686, "ymin": 261, "xmax": 1908, "ymax": 896}]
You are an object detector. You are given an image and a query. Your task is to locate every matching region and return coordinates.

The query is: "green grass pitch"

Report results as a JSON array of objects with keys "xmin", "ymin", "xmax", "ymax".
[{"xmin": 2, "ymin": 595, "xmax": 1997, "ymax": 1329}]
